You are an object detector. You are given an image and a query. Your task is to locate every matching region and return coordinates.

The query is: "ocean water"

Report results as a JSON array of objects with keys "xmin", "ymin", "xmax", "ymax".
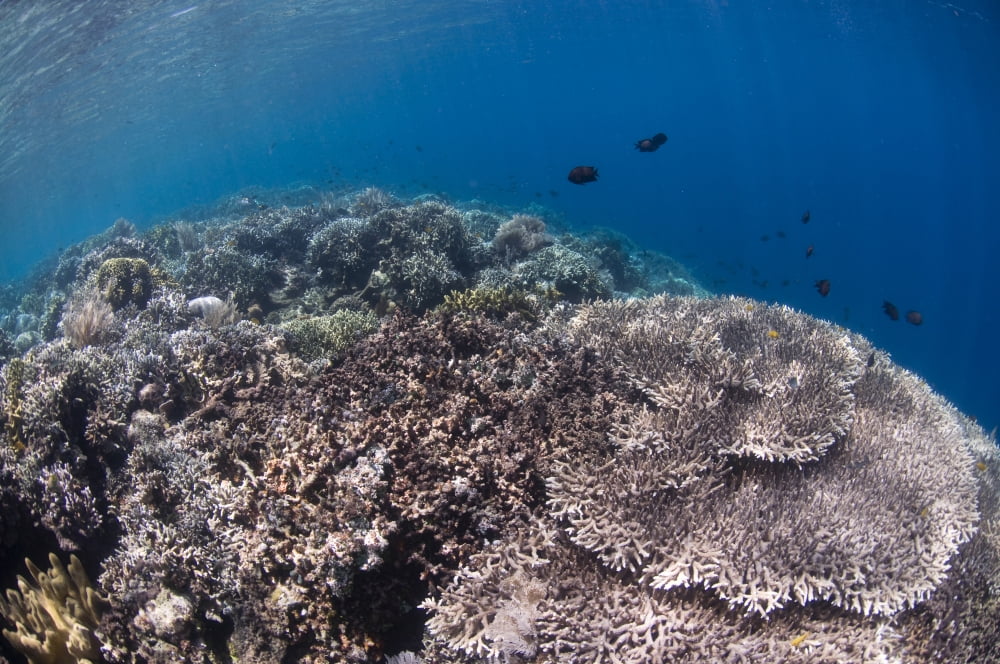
[{"xmin": 0, "ymin": 0, "xmax": 997, "ymax": 433}]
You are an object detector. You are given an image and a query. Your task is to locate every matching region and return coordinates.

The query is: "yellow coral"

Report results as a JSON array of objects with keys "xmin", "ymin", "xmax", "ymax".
[
  {"xmin": 0, "ymin": 553, "xmax": 108, "ymax": 664},
  {"xmin": 94, "ymin": 257, "xmax": 153, "ymax": 310}
]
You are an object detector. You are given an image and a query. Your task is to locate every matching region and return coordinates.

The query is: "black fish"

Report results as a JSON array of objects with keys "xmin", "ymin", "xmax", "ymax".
[
  {"xmin": 805, "ymin": 244, "xmax": 814, "ymax": 258},
  {"xmin": 906, "ymin": 310, "xmax": 923, "ymax": 325},
  {"xmin": 635, "ymin": 132, "xmax": 668, "ymax": 152},
  {"xmin": 567, "ymin": 166, "xmax": 599, "ymax": 184},
  {"xmin": 815, "ymin": 279, "xmax": 830, "ymax": 296},
  {"xmin": 882, "ymin": 300, "xmax": 900, "ymax": 321},
  {"xmin": 801, "ymin": 210, "xmax": 811, "ymax": 223}
]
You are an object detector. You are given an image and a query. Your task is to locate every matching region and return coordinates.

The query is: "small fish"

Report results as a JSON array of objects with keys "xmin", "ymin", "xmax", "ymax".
[
  {"xmin": 567, "ymin": 166, "xmax": 599, "ymax": 184},
  {"xmin": 760, "ymin": 234, "xmax": 770, "ymax": 242},
  {"xmin": 906, "ymin": 310, "xmax": 923, "ymax": 325},
  {"xmin": 815, "ymin": 279, "xmax": 831, "ymax": 296},
  {"xmin": 790, "ymin": 633, "xmax": 810, "ymax": 648},
  {"xmin": 767, "ymin": 329, "xmax": 779, "ymax": 339},
  {"xmin": 801, "ymin": 209, "xmax": 811, "ymax": 223},
  {"xmin": 882, "ymin": 300, "xmax": 900, "ymax": 321},
  {"xmin": 805, "ymin": 244, "xmax": 814, "ymax": 258},
  {"xmin": 776, "ymin": 230, "xmax": 786, "ymax": 238},
  {"xmin": 634, "ymin": 132, "xmax": 668, "ymax": 152}
]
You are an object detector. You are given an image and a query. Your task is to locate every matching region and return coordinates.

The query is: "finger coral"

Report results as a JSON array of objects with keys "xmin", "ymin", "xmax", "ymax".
[{"xmin": 0, "ymin": 553, "xmax": 107, "ymax": 664}]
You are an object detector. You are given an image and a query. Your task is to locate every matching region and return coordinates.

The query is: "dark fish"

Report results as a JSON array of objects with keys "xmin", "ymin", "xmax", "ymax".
[
  {"xmin": 815, "ymin": 279, "xmax": 831, "ymax": 296},
  {"xmin": 635, "ymin": 132, "xmax": 668, "ymax": 152},
  {"xmin": 906, "ymin": 310, "xmax": 923, "ymax": 325},
  {"xmin": 568, "ymin": 166, "xmax": 599, "ymax": 184},
  {"xmin": 805, "ymin": 244, "xmax": 814, "ymax": 258},
  {"xmin": 776, "ymin": 230, "xmax": 786, "ymax": 238},
  {"xmin": 882, "ymin": 300, "xmax": 900, "ymax": 321},
  {"xmin": 760, "ymin": 234, "xmax": 770, "ymax": 242},
  {"xmin": 801, "ymin": 210, "xmax": 811, "ymax": 223}
]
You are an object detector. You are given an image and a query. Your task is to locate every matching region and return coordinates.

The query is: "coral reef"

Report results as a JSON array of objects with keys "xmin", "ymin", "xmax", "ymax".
[{"xmin": 0, "ymin": 188, "xmax": 996, "ymax": 663}]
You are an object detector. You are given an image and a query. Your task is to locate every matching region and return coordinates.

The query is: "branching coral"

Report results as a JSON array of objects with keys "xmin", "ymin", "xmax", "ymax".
[
  {"xmin": 0, "ymin": 553, "xmax": 108, "ymax": 664},
  {"xmin": 279, "ymin": 309, "xmax": 378, "ymax": 361},
  {"xmin": 3, "ymin": 187, "xmax": 997, "ymax": 663},
  {"xmin": 425, "ymin": 295, "xmax": 996, "ymax": 663}
]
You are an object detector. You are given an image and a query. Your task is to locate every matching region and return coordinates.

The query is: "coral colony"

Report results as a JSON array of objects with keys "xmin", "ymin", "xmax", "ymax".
[{"xmin": 0, "ymin": 186, "xmax": 997, "ymax": 663}]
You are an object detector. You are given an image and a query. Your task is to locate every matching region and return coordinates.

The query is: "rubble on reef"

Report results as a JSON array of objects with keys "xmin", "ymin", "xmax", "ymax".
[{"xmin": 0, "ymin": 187, "xmax": 997, "ymax": 663}]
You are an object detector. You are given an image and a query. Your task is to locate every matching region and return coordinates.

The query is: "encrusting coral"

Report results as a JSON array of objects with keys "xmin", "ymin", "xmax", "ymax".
[{"xmin": 0, "ymin": 553, "xmax": 107, "ymax": 664}]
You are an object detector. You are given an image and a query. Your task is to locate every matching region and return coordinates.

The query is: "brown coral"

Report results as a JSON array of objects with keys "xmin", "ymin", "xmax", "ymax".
[{"xmin": 0, "ymin": 553, "xmax": 107, "ymax": 664}]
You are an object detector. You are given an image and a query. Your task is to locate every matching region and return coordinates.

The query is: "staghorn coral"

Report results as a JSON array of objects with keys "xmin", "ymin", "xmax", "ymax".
[
  {"xmin": 567, "ymin": 296, "xmax": 864, "ymax": 464},
  {"xmin": 180, "ymin": 244, "xmax": 280, "ymax": 310},
  {"xmin": 424, "ymin": 295, "xmax": 998, "ymax": 663},
  {"xmin": 424, "ymin": 525, "xmax": 907, "ymax": 664},
  {"xmin": 0, "ymin": 553, "xmax": 108, "ymax": 664},
  {"xmin": 229, "ymin": 205, "xmax": 328, "ymax": 262},
  {"xmin": 512, "ymin": 245, "xmax": 611, "ymax": 302},
  {"xmin": 399, "ymin": 249, "xmax": 463, "ymax": 310},
  {"xmin": 87, "ymin": 307, "xmax": 634, "ymax": 662},
  {"xmin": 307, "ymin": 216, "xmax": 378, "ymax": 289}
]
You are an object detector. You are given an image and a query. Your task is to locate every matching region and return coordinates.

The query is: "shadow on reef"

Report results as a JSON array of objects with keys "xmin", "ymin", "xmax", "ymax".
[{"xmin": 0, "ymin": 187, "xmax": 997, "ymax": 663}]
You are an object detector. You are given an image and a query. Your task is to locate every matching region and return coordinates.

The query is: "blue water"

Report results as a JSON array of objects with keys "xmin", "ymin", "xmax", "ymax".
[{"xmin": 1, "ymin": 0, "xmax": 997, "ymax": 432}]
